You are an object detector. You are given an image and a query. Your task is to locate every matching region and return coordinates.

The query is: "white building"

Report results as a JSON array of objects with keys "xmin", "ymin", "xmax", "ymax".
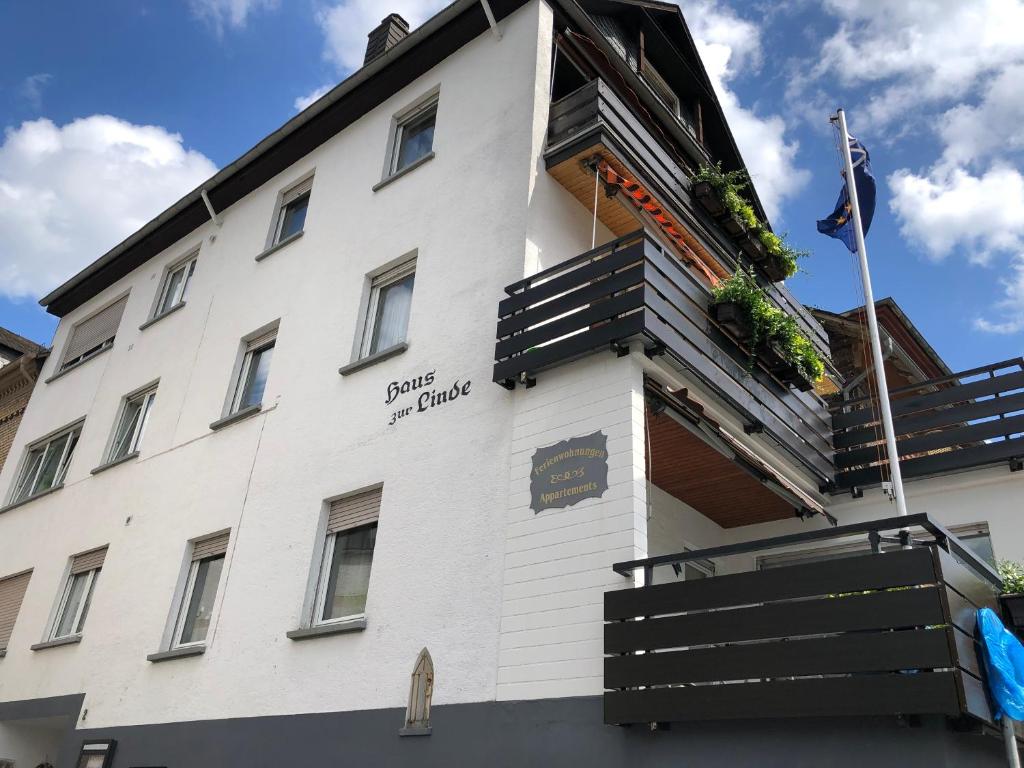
[{"xmin": 1, "ymin": 2, "xmax": 1021, "ymax": 766}]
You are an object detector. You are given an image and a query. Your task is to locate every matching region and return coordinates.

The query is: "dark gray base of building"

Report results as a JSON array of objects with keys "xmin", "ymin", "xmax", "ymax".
[{"xmin": 31, "ymin": 695, "xmax": 1008, "ymax": 767}]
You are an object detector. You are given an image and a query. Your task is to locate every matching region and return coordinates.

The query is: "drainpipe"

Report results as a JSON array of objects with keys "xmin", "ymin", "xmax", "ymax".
[
  {"xmin": 201, "ymin": 189, "xmax": 222, "ymax": 227},
  {"xmin": 480, "ymin": 0, "xmax": 501, "ymax": 39}
]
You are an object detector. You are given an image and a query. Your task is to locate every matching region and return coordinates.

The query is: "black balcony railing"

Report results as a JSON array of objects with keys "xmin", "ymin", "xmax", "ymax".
[
  {"xmin": 605, "ymin": 514, "xmax": 1000, "ymax": 727},
  {"xmin": 833, "ymin": 358, "xmax": 1024, "ymax": 489},
  {"xmin": 493, "ymin": 231, "xmax": 834, "ymax": 482}
]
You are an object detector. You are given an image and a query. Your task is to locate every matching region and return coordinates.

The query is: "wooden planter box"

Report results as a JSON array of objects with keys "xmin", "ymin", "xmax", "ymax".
[
  {"xmin": 737, "ymin": 230, "xmax": 766, "ymax": 262},
  {"xmin": 710, "ymin": 301, "xmax": 752, "ymax": 341},
  {"xmin": 761, "ymin": 255, "xmax": 790, "ymax": 284},
  {"xmin": 693, "ymin": 181, "xmax": 726, "ymax": 217},
  {"xmin": 761, "ymin": 342, "xmax": 815, "ymax": 392},
  {"xmin": 1001, "ymin": 594, "xmax": 1024, "ymax": 633}
]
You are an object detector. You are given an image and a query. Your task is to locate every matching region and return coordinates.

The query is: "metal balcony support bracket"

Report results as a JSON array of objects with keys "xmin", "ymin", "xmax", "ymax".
[
  {"xmin": 1010, "ymin": 457, "xmax": 1023, "ymax": 472},
  {"xmin": 610, "ymin": 342, "xmax": 629, "ymax": 358},
  {"xmin": 644, "ymin": 342, "xmax": 666, "ymax": 359},
  {"xmin": 743, "ymin": 421, "xmax": 764, "ymax": 435},
  {"xmin": 850, "ymin": 486, "xmax": 864, "ymax": 499}
]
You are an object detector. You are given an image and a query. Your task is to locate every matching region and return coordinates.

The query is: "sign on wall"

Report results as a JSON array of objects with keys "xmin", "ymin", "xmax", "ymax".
[{"xmin": 530, "ymin": 431, "xmax": 609, "ymax": 513}]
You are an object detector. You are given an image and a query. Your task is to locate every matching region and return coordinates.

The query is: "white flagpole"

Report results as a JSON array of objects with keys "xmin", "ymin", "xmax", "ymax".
[{"xmin": 834, "ymin": 108, "xmax": 909, "ymax": 518}]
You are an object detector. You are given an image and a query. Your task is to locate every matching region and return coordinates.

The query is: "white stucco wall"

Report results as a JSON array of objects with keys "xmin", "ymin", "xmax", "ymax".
[{"xmin": 0, "ymin": 0, "xmax": 572, "ymax": 730}]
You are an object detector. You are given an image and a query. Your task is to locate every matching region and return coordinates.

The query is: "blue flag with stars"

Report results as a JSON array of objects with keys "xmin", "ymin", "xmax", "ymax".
[{"xmin": 817, "ymin": 135, "xmax": 876, "ymax": 252}]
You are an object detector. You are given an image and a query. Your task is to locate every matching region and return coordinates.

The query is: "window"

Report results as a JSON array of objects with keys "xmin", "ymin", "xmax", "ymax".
[
  {"xmin": 108, "ymin": 387, "xmax": 157, "ymax": 462},
  {"xmin": 402, "ymin": 648, "xmax": 434, "ymax": 734},
  {"xmin": 59, "ymin": 295, "xmax": 128, "ymax": 371},
  {"xmin": 641, "ymin": 59, "xmax": 680, "ymax": 118},
  {"xmin": 271, "ymin": 177, "xmax": 313, "ymax": 246},
  {"xmin": 154, "ymin": 253, "xmax": 197, "ymax": 317},
  {"xmin": 75, "ymin": 740, "xmax": 115, "ymax": 768},
  {"xmin": 11, "ymin": 423, "xmax": 82, "ymax": 504},
  {"xmin": 51, "ymin": 548, "xmax": 106, "ymax": 640},
  {"xmin": 314, "ymin": 488, "xmax": 381, "ymax": 624},
  {"xmin": 230, "ymin": 331, "xmax": 276, "ymax": 413},
  {"xmin": 172, "ymin": 533, "xmax": 229, "ymax": 647},
  {"xmin": 388, "ymin": 98, "xmax": 437, "ymax": 176},
  {"xmin": 0, "ymin": 569, "xmax": 32, "ymax": 652},
  {"xmin": 361, "ymin": 260, "xmax": 415, "ymax": 357}
]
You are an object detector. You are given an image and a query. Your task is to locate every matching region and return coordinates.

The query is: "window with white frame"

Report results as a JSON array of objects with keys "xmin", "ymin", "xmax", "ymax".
[
  {"xmin": 59, "ymin": 295, "xmax": 128, "ymax": 371},
  {"xmin": 107, "ymin": 386, "xmax": 156, "ymax": 462},
  {"xmin": 153, "ymin": 252, "xmax": 198, "ymax": 318},
  {"xmin": 230, "ymin": 330, "xmax": 276, "ymax": 414},
  {"xmin": 313, "ymin": 488, "xmax": 381, "ymax": 624},
  {"xmin": 10, "ymin": 422, "xmax": 82, "ymax": 504},
  {"xmin": 361, "ymin": 260, "xmax": 415, "ymax": 357},
  {"xmin": 171, "ymin": 532, "xmax": 229, "ymax": 647},
  {"xmin": 50, "ymin": 547, "xmax": 106, "ymax": 640},
  {"xmin": 388, "ymin": 97, "xmax": 437, "ymax": 176},
  {"xmin": 271, "ymin": 176, "xmax": 313, "ymax": 246}
]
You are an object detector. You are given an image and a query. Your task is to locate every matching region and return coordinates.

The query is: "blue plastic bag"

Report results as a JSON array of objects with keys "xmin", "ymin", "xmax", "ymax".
[{"xmin": 978, "ymin": 607, "xmax": 1024, "ymax": 721}]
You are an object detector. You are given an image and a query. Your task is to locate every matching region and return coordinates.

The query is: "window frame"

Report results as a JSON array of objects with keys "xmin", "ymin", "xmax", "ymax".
[
  {"xmin": 50, "ymin": 567, "xmax": 99, "ymax": 641},
  {"xmin": 269, "ymin": 175, "xmax": 314, "ymax": 248},
  {"xmin": 170, "ymin": 553, "xmax": 225, "ymax": 649},
  {"xmin": 359, "ymin": 258, "xmax": 417, "ymax": 359},
  {"xmin": 57, "ymin": 293, "xmax": 129, "ymax": 373},
  {"xmin": 107, "ymin": 385, "xmax": 157, "ymax": 463},
  {"xmin": 384, "ymin": 91, "xmax": 439, "ymax": 179},
  {"xmin": 10, "ymin": 421, "xmax": 83, "ymax": 505},
  {"xmin": 152, "ymin": 251, "xmax": 198, "ymax": 319},
  {"xmin": 312, "ymin": 522, "xmax": 377, "ymax": 627},
  {"xmin": 75, "ymin": 739, "xmax": 116, "ymax": 768},
  {"xmin": 640, "ymin": 58, "xmax": 681, "ymax": 118},
  {"xmin": 229, "ymin": 333, "xmax": 277, "ymax": 415}
]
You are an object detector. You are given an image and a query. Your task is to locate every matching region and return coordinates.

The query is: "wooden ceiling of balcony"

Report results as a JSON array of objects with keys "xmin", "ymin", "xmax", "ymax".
[
  {"xmin": 548, "ymin": 145, "xmax": 728, "ymax": 280},
  {"xmin": 647, "ymin": 406, "xmax": 799, "ymax": 529}
]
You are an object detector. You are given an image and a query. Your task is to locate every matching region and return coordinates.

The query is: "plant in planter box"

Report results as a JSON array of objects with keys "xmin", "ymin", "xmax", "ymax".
[
  {"xmin": 692, "ymin": 163, "xmax": 806, "ymax": 280},
  {"xmin": 998, "ymin": 559, "xmax": 1024, "ymax": 630},
  {"xmin": 710, "ymin": 269, "xmax": 826, "ymax": 389}
]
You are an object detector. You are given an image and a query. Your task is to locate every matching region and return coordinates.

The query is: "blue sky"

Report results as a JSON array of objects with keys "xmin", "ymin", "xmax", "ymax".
[{"xmin": 1, "ymin": 0, "xmax": 1021, "ymax": 373}]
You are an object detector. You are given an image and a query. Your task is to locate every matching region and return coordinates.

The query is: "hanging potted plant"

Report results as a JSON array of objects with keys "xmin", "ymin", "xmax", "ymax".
[
  {"xmin": 709, "ymin": 269, "xmax": 825, "ymax": 391},
  {"xmin": 998, "ymin": 559, "xmax": 1024, "ymax": 633}
]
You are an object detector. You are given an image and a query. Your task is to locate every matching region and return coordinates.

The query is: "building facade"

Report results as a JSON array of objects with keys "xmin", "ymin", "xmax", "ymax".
[
  {"xmin": 0, "ymin": 2, "xmax": 1020, "ymax": 766},
  {"xmin": 0, "ymin": 330, "xmax": 46, "ymax": 476}
]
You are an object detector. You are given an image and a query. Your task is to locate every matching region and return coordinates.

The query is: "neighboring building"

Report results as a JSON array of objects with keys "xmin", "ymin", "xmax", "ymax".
[
  {"xmin": 0, "ymin": 328, "xmax": 46, "ymax": 474},
  {"xmin": 0, "ymin": 2, "xmax": 1020, "ymax": 766}
]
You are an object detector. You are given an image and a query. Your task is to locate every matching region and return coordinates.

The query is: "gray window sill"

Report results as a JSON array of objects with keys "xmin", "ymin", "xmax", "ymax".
[
  {"xmin": 31, "ymin": 634, "xmax": 82, "ymax": 651},
  {"xmin": 255, "ymin": 231, "xmax": 304, "ymax": 262},
  {"xmin": 139, "ymin": 301, "xmax": 186, "ymax": 331},
  {"xmin": 90, "ymin": 451, "xmax": 139, "ymax": 475},
  {"xmin": 210, "ymin": 404, "xmax": 262, "ymax": 431},
  {"xmin": 286, "ymin": 617, "xmax": 367, "ymax": 641},
  {"xmin": 399, "ymin": 726, "xmax": 432, "ymax": 737},
  {"xmin": 44, "ymin": 345, "xmax": 113, "ymax": 384},
  {"xmin": 372, "ymin": 152, "xmax": 435, "ymax": 192},
  {"xmin": 338, "ymin": 342, "xmax": 408, "ymax": 376},
  {"xmin": 147, "ymin": 645, "xmax": 206, "ymax": 663},
  {"xmin": 0, "ymin": 484, "xmax": 64, "ymax": 516}
]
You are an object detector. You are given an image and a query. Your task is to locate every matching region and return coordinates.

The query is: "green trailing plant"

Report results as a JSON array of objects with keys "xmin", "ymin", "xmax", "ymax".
[
  {"xmin": 693, "ymin": 163, "xmax": 806, "ymax": 279},
  {"xmin": 712, "ymin": 268, "xmax": 826, "ymax": 383},
  {"xmin": 998, "ymin": 559, "xmax": 1024, "ymax": 594}
]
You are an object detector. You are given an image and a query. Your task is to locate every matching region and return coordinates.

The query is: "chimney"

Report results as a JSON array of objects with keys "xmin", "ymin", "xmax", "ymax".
[{"xmin": 364, "ymin": 14, "xmax": 410, "ymax": 66}]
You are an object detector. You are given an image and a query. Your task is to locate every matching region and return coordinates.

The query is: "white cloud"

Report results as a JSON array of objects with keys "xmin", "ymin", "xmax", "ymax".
[
  {"xmin": 316, "ymin": 1, "xmax": 449, "ymax": 72},
  {"xmin": 816, "ymin": 0, "xmax": 1024, "ymax": 128},
  {"xmin": 188, "ymin": 0, "xmax": 278, "ymax": 35},
  {"xmin": 686, "ymin": 1, "xmax": 809, "ymax": 221},
  {"xmin": 0, "ymin": 116, "xmax": 217, "ymax": 299},
  {"xmin": 974, "ymin": 259, "xmax": 1024, "ymax": 334},
  {"xmin": 20, "ymin": 74, "xmax": 52, "ymax": 112},
  {"xmin": 294, "ymin": 84, "xmax": 332, "ymax": 112},
  {"xmin": 938, "ymin": 64, "xmax": 1024, "ymax": 168}
]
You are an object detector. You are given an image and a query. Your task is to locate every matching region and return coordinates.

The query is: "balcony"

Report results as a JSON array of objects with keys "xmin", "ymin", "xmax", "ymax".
[
  {"xmin": 493, "ymin": 231, "xmax": 834, "ymax": 483},
  {"xmin": 605, "ymin": 514, "xmax": 1000, "ymax": 727},
  {"xmin": 833, "ymin": 358, "xmax": 1024, "ymax": 490}
]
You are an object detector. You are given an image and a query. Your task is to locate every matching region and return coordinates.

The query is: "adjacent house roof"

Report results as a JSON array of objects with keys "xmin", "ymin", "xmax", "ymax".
[{"xmin": 0, "ymin": 327, "xmax": 46, "ymax": 359}]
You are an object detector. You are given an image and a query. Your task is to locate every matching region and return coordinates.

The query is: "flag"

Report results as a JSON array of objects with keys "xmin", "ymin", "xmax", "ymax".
[{"xmin": 817, "ymin": 135, "xmax": 876, "ymax": 252}]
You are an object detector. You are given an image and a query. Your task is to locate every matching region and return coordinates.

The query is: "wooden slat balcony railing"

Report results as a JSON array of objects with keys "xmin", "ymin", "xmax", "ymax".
[
  {"xmin": 832, "ymin": 358, "xmax": 1024, "ymax": 490},
  {"xmin": 606, "ymin": 514, "xmax": 1000, "ymax": 727},
  {"xmin": 493, "ymin": 231, "xmax": 834, "ymax": 483}
]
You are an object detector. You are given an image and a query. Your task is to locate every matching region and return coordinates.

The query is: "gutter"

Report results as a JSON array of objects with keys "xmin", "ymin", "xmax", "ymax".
[{"xmin": 39, "ymin": 0, "xmax": 480, "ymax": 311}]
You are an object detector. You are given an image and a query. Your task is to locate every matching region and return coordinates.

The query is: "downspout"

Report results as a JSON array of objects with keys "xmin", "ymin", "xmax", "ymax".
[
  {"xmin": 200, "ymin": 189, "xmax": 222, "ymax": 227},
  {"xmin": 480, "ymin": 0, "xmax": 501, "ymax": 39}
]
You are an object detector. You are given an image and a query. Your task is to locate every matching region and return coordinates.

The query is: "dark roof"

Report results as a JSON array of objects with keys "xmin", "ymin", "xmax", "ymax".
[
  {"xmin": 39, "ymin": 0, "xmax": 765, "ymax": 317},
  {"xmin": 0, "ymin": 326, "xmax": 46, "ymax": 358}
]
